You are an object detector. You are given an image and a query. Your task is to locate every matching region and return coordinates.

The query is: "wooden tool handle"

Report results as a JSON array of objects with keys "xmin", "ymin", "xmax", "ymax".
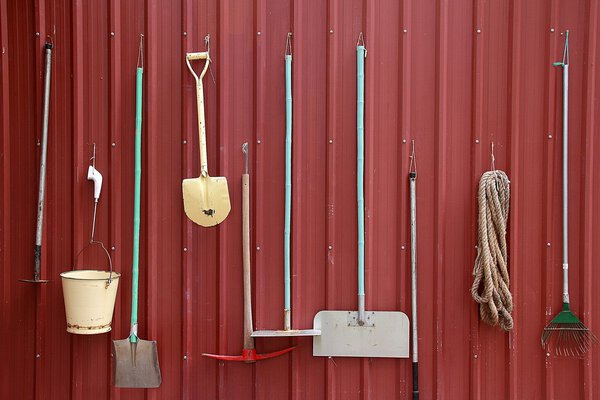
[{"xmin": 242, "ymin": 173, "xmax": 254, "ymax": 350}]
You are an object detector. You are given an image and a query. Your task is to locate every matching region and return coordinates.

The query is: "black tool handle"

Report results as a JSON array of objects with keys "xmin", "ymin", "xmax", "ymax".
[{"xmin": 412, "ymin": 361, "xmax": 419, "ymax": 400}]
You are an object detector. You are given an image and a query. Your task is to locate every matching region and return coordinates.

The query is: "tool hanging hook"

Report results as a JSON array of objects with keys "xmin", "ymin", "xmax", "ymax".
[
  {"xmin": 409, "ymin": 139, "xmax": 417, "ymax": 174},
  {"xmin": 490, "ymin": 142, "xmax": 496, "ymax": 172},
  {"xmin": 205, "ymin": 34, "xmax": 216, "ymax": 84},
  {"xmin": 285, "ymin": 32, "xmax": 292, "ymax": 56},
  {"xmin": 90, "ymin": 142, "xmax": 96, "ymax": 170},
  {"xmin": 137, "ymin": 34, "xmax": 144, "ymax": 69},
  {"xmin": 357, "ymin": 32, "xmax": 367, "ymax": 57}
]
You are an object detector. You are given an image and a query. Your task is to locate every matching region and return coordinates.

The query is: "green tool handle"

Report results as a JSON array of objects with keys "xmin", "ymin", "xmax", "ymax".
[{"xmin": 130, "ymin": 66, "xmax": 143, "ymax": 343}]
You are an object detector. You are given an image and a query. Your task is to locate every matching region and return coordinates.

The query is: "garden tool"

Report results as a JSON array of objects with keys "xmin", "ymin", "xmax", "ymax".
[
  {"xmin": 113, "ymin": 37, "xmax": 161, "ymax": 387},
  {"xmin": 20, "ymin": 41, "xmax": 53, "ymax": 284},
  {"xmin": 541, "ymin": 30, "xmax": 598, "ymax": 357},
  {"xmin": 313, "ymin": 34, "xmax": 409, "ymax": 358},
  {"xmin": 253, "ymin": 34, "xmax": 320, "ymax": 338},
  {"xmin": 203, "ymin": 143, "xmax": 296, "ymax": 362},
  {"xmin": 182, "ymin": 48, "xmax": 230, "ymax": 227},
  {"xmin": 409, "ymin": 141, "xmax": 419, "ymax": 398}
]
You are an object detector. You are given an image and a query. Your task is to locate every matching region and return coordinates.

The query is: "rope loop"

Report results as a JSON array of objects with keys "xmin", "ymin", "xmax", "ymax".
[{"xmin": 471, "ymin": 170, "xmax": 513, "ymax": 331}]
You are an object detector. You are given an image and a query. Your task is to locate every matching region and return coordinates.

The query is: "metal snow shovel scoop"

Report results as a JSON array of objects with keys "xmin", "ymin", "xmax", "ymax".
[
  {"xmin": 203, "ymin": 143, "xmax": 296, "ymax": 362},
  {"xmin": 252, "ymin": 34, "xmax": 320, "ymax": 338},
  {"xmin": 182, "ymin": 49, "xmax": 231, "ymax": 227},
  {"xmin": 113, "ymin": 40, "xmax": 161, "ymax": 387},
  {"xmin": 313, "ymin": 35, "xmax": 409, "ymax": 358},
  {"xmin": 20, "ymin": 41, "xmax": 53, "ymax": 284},
  {"xmin": 541, "ymin": 30, "xmax": 598, "ymax": 357}
]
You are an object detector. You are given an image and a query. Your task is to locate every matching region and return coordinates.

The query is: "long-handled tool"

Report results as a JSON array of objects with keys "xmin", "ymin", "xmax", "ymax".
[
  {"xmin": 253, "ymin": 34, "xmax": 320, "ymax": 338},
  {"xmin": 409, "ymin": 142, "xmax": 419, "ymax": 399},
  {"xmin": 182, "ymin": 47, "xmax": 231, "ymax": 227},
  {"xmin": 541, "ymin": 30, "xmax": 598, "ymax": 357},
  {"xmin": 203, "ymin": 143, "xmax": 296, "ymax": 362},
  {"xmin": 20, "ymin": 41, "xmax": 53, "ymax": 284},
  {"xmin": 113, "ymin": 37, "xmax": 162, "ymax": 387},
  {"xmin": 313, "ymin": 34, "xmax": 409, "ymax": 358},
  {"xmin": 313, "ymin": 33, "xmax": 409, "ymax": 358}
]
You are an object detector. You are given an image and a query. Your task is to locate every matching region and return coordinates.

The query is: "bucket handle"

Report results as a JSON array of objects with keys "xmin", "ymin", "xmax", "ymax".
[{"xmin": 74, "ymin": 239, "xmax": 114, "ymax": 287}]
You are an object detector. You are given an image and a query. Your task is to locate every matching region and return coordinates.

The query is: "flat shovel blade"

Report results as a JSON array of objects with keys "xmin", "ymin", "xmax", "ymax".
[
  {"xmin": 313, "ymin": 310, "xmax": 410, "ymax": 358},
  {"xmin": 182, "ymin": 176, "xmax": 231, "ymax": 227},
  {"xmin": 112, "ymin": 339, "xmax": 161, "ymax": 388}
]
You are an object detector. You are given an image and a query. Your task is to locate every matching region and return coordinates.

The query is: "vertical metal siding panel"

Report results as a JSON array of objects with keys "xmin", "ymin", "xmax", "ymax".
[
  {"xmin": 324, "ymin": 1, "xmax": 363, "ymax": 398},
  {"xmin": 580, "ymin": 1, "xmax": 598, "ymax": 397},
  {"xmin": 364, "ymin": 1, "xmax": 405, "ymax": 398},
  {"xmin": 291, "ymin": 0, "xmax": 327, "ymax": 398},
  {"xmin": 45, "ymin": 0, "xmax": 73, "ymax": 398},
  {"xmin": 217, "ymin": 0, "xmax": 253, "ymax": 398},
  {"xmin": 2, "ymin": 2, "xmax": 36, "ymax": 399},
  {"xmin": 108, "ymin": 0, "xmax": 122, "ymax": 397},
  {"xmin": 252, "ymin": 0, "xmax": 294, "ymax": 397},
  {"xmin": 506, "ymin": 0, "xmax": 522, "ymax": 398},
  {"xmin": 469, "ymin": 0, "xmax": 484, "ymax": 397},
  {"xmin": 434, "ymin": 0, "xmax": 449, "ymax": 397},
  {"xmin": 542, "ymin": 2, "xmax": 559, "ymax": 399},
  {"xmin": 182, "ymin": 1, "xmax": 219, "ymax": 398},
  {"xmin": 0, "ymin": 0, "xmax": 11, "ymax": 397},
  {"xmin": 410, "ymin": 2, "xmax": 437, "ymax": 399}
]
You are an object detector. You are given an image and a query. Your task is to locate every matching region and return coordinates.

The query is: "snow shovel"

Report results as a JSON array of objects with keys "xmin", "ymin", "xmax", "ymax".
[
  {"xmin": 182, "ymin": 49, "xmax": 231, "ymax": 227},
  {"xmin": 203, "ymin": 143, "xmax": 296, "ymax": 361},
  {"xmin": 20, "ymin": 41, "xmax": 53, "ymax": 284},
  {"xmin": 113, "ymin": 40, "xmax": 161, "ymax": 388},
  {"xmin": 313, "ymin": 36, "xmax": 409, "ymax": 358},
  {"xmin": 252, "ymin": 34, "xmax": 320, "ymax": 338}
]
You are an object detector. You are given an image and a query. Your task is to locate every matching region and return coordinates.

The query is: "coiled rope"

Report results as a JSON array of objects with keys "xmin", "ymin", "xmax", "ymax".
[{"xmin": 471, "ymin": 170, "xmax": 513, "ymax": 331}]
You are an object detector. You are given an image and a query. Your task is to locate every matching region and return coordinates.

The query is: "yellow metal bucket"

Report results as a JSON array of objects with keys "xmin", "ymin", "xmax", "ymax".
[{"xmin": 60, "ymin": 270, "xmax": 120, "ymax": 334}]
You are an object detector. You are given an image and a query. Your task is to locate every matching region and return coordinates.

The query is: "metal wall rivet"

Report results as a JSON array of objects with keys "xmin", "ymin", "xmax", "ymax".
[
  {"xmin": 475, "ymin": 139, "xmax": 480, "ymax": 144},
  {"xmin": 257, "ymin": 31, "xmax": 262, "ymax": 36},
  {"xmin": 474, "ymin": 354, "xmax": 478, "ymax": 359},
  {"xmin": 476, "ymin": 29, "xmax": 481, "ymax": 34},
  {"xmin": 402, "ymin": 139, "xmax": 407, "ymax": 144},
  {"xmin": 111, "ymin": 246, "xmax": 116, "ymax": 251},
  {"xmin": 546, "ymin": 352, "xmax": 550, "ymax": 357},
  {"xmin": 550, "ymin": 28, "xmax": 555, "ymax": 33},
  {"xmin": 547, "ymin": 243, "xmax": 551, "ymax": 247},
  {"xmin": 328, "ymin": 245, "xmax": 333, "ymax": 250},
  {"xmin": 183, "ymin": 355, "xmax": 187, "ymax": 360},
  {"xmin": 36, "ymin": 141, "xmax": 41, "ymax": 147},
  {"xmin": 256, "ymin": 246, "xmax": 261, "ymax": 251},
  {"xmin": 36, "ymin": 353, "xmax": 41, "ymax": 358},
  {"xmin": 183, "ymin": 247, "xmax": 187, "ymax": 252},
  {"xmin": 257, "ymin": 139, "xmax": 261, "ymax": 144},
  {"xmin": 329, "ymin": 29, "xmax": 334, "ymax": 34},
  {"xmin": 403, "ymin": 29, "xmax": 408, "ymax": 33},
  {"xmin": 36, "ymin": 32, "xmax": 40, "ymax": 37},
  {"xmin": 548, "ymin": 134, "xmax": 552, "ymax": 139},
  {"xmin": 110, "ymin": 32, "xmax": 115, "ymax": 37},
  {"xmin": 112, "ymin": 142, "xmax": 116, "ymax": 147},
  {"xmin": 183, "ymin": 32, "xmax": 187, "ymax": 36},
  {"xmin": 183, "ymin": 140, "xmax": 187, "ymax": 144},
  {"xmin": 401, "ymin": 245, "xmax": 405, "ymax": 250},
  {"xmin": 328, "ymin": 139, "xmax": 333, "ymax": 144}
]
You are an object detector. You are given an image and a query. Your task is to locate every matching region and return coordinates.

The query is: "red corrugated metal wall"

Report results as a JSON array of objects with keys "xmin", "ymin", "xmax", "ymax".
[{"xmin": 1, "ymin": 0, "xmax": 599, "ymax": 398}]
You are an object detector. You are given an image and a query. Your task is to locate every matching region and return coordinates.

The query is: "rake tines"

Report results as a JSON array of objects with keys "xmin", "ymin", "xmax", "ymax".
[{"xmin": 542, "ymin": 311, "xmax": 598, "ymax": 357}]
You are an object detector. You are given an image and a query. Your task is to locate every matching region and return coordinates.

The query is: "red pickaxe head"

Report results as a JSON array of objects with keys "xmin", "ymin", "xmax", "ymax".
[{"xmin": 202, "ymin": 346, "xmax": 296, "ymax": 363}]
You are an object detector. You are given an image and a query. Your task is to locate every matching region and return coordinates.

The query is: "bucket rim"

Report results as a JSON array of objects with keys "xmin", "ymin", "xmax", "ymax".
[{"xmin": 60, "ymin": 270, "xmax": 121, "ymax": 281}]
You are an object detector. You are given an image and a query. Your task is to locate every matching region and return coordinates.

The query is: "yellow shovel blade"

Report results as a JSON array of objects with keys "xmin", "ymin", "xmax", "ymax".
[{"xmin": 182, "ymin": 175, "xmax": 231, "ymax": 227}]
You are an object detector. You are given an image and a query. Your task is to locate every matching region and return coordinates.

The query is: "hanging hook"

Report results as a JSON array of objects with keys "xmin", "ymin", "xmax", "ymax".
[
  {"xmin": 490, "ymin": 142, "xmax": 496, "ymax": 172},
  {"xmin": 553, "ymin": 30, "xmax": 569, "ymax": 67},
  {"xmin": 90, "ymin": 143, "xmax": 96, "ymax": 169},
  {"xmin": 204, "ymin": 34, "xmax": 216, "ymax": 84},
  {"xmin": 409, "ymin": 140, "xmax": 417, "ymax": 174},
  {"xmin": 137, "ymin": 34, "xmax": 144, "ymax": 69},
  {"xmin": 285, "ymin": 32, "xmax": 292, "ymax": 56}
]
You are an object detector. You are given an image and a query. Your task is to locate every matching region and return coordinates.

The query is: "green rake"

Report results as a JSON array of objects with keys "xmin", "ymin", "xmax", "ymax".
[{"xmin": 541, "ymin": 30, "xmax": 598, "ymax": 357}]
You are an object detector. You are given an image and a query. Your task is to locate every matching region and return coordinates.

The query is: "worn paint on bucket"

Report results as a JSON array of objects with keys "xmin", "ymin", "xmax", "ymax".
[{"xmin": 60, "ymin": 270, "xmax": 120, "ymax": 334}]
